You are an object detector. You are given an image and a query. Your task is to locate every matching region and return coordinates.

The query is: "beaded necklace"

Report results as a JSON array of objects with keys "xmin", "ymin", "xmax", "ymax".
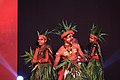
[{"xmin": 64, "ymin": 44, "xmax": 72, "ymax": 55}]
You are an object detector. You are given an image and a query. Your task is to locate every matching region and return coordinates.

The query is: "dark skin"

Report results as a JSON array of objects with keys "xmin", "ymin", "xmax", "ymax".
[
  {"xmin": 32, "ymin": 36, "xmax": 49, "ymax": 63},
  {"xmin": 54, "ymin": 34, "xmax": 86, "ymax": 68},
  {"xmin": 89, "ymin": 34, "xmax": 99, "ymax": 60}
]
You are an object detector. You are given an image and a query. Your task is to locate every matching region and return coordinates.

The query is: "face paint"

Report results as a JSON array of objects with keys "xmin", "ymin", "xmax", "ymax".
[
  {"xmin": 38, "ymin": 36, "xmax": 46, "ymax": 45},
  {"xmin": 65, "ymin": 34, "xmax": 73, "ymax": 43}
]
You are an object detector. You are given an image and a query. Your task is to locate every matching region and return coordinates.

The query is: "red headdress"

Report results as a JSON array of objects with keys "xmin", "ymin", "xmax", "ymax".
[
  {"xmin": 37, "ymin": 29, "xmax": 53, "ymax": 40},
  {"xmin": 54, "ymin": 20, "xmax": 77, "ymax": 39},
  {"xmin": 90, "ymin": 24, "xmax": 108, "ymax": 42}
]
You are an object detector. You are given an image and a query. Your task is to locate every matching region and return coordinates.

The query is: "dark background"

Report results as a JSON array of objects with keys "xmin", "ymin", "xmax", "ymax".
[{"xmin": 18, "ymin": 0, "xmax": 120, "ymax": 80}]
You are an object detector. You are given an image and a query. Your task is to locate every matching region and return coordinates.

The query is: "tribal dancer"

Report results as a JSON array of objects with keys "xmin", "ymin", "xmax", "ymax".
[
  {"xmin": 81, "ymin": 24, "xmax": 107, "ymax": 80},
  {"xmin": 23, "ymin": 30, "xmax": 56, "ymax": 80},
  {"xmin": 53, "ymin": 20, "xmax": 86, "ymax": 80}
]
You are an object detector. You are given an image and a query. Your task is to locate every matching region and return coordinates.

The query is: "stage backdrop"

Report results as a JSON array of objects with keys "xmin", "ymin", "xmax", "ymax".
[
  {"xmin": 0, "ymin": 0, "xmax": 17, "ymax": 80},
  {"xmin": 19, "ymin": 0, "xmax": 120, "ymax": 80}
]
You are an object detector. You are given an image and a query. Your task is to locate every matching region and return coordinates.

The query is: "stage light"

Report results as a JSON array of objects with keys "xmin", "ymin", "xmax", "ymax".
[
  {"xmin": 17, "ymin": 76, "xmax": 24, "ymax": 80},
  {"xmin": 104, "ymin": 49, "xmax": 120, "ymax": 69}
]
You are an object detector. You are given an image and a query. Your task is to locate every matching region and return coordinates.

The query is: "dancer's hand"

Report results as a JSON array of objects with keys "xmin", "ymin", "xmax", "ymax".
[
  {"xmin": 53, "ymin": 66, "xmax": 56, "ymax": 70},
  {"xmin": 31, "ymin": 59, "xmax": 37, "ymax": 63}
]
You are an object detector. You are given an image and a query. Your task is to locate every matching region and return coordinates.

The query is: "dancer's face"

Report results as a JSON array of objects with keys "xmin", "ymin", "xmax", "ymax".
[
  {"xmin": 38, "ymin": 36, "xmax": 46, "ymax": 45},
  {"xmin": 89, "ymin": 35, "xmax": 97, "ymax": 43},
  {"xmin": 64, "ymin": 34, "xmax": 73, "ymax": 44}
]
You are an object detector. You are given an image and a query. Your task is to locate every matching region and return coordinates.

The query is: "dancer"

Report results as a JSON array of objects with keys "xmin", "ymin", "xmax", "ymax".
[
  {"xmin": 81, "ymin": 24, "xmax": 107, "ymax": 80},
  {"xmin": 23, "ymin": 30, "xmax": 56, "ymax": 80},
  {"xmin": 53, "ymin": 20, "xmax": 86, "ymax": 80}
]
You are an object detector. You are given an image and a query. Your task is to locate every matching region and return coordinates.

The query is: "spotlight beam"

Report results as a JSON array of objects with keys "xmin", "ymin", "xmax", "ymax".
[
  {"xmin": 104, "ymin": 48, "xmax": 120, "ymax": 69},
  {"xmin": 0, "ymin": 53, "xmax": 17, "ymax": 77}
]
